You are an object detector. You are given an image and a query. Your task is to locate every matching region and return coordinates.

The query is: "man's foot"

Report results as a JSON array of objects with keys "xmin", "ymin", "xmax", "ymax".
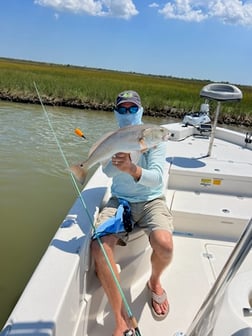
[
  {"xmin": 147, "ymin": 281, "xmax": 169, "ymax": 320},
  {"xmin": 113, "ymin": 328, "xmax": 135, "ymax": 336},
  {"xmin": 123, "ymin": 329, "xmax": 135, "ymax": 335}
]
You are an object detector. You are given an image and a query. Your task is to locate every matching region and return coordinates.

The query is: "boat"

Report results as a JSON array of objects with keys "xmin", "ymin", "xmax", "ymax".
[
  {"xmin": 182, "ymin": 101, "xmax": 211, "ymax": 128},
  {"xmin": 1, "ymin": 83, "xmax": 252, "ymax": 336}
]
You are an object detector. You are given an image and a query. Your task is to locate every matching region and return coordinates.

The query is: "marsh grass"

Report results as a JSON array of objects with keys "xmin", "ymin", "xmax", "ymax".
[{"xmin": 0, "ymin": 58, "xmax": 251, "ymax": 122}]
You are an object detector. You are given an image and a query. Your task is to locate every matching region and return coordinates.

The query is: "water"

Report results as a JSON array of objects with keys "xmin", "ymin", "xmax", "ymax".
[
  {"xmin": 0, "ymin": 101, "xmax": 174, "ymax": 329},
  {"xmin": 0, "ymin": 102, "xmax": 117, "ymax": 328}
]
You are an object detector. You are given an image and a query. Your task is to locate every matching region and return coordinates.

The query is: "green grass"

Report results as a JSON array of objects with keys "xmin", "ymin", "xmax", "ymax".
[{"xmin": 0, "ymin": 57, "xmax": 251, "ymax": 124}]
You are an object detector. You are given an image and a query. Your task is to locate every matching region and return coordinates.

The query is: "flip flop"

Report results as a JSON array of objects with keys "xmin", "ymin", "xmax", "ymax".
[
  {"xmin": 147, "ymin": 282, "xmax": 169, "ymax": 320},
  {"xmin": 123, "ymin": 329, "xmax": 135, "ymax": 336},
  {"xmin": 112, "ymin": 328, "xmax": 135, "ymax": 336}
]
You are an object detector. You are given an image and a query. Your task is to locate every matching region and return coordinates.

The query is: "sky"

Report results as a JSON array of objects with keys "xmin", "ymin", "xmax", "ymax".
[{"xmin": 0, "ymin": 0, "xmax": 252, "ymax": 86}]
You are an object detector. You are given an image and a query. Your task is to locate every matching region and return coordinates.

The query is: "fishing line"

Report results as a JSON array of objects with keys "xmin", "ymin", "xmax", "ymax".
[{"xmin": 33, "ymin": 82, "xmax": 142, "ymax": 336}]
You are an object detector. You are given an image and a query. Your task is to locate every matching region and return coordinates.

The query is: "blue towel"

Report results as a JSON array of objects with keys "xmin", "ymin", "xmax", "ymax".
[{"xmin": 92, "ymin": 199, "xmax": 132, "ymax": 240}]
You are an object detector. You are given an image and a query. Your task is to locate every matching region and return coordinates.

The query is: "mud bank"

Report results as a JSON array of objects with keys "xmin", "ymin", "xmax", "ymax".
[{"xmin": 0, "ymin": 91, "xmax": 251, "ymax": 127}]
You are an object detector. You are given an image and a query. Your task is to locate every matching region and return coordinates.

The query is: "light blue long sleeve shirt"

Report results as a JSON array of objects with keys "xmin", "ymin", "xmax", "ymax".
[{"xmin": 102, "ymin": 142, "xmax": 167, "ymax": 203}]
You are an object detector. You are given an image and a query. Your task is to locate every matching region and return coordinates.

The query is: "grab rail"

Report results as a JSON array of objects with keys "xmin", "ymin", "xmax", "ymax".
[{"xmin": 186, "ymin": 217, "xmax": 252, "ymax": 336}]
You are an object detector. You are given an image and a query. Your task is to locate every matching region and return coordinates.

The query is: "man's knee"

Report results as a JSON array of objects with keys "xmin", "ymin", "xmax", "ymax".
[
  {"xmin": 90, "ymin": 235, "xmax": 118, "ymax": 258},
  {"xmin": 150, "ymin": 230, "xmax": 173, "ymax": 259}
]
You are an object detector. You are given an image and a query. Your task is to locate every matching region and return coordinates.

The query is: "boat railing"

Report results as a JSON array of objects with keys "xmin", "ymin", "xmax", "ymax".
[{"xmin": 182, "ymin": 217, "xmax": 252, "ymax": 336}]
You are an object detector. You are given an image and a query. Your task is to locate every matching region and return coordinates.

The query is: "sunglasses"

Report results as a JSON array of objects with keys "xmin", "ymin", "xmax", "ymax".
[{"xmin": 115, "ymin": 106, "xmax": 139, "ymax": 114}]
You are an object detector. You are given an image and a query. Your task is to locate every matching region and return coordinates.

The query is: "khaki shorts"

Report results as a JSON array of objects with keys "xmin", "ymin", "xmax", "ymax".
[{"xmin": 95, "ymin": 197, "xmax": 173, "ymax": 243}]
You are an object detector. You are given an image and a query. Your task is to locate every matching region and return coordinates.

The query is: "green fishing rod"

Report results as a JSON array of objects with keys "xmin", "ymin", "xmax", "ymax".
[{"xmin": 33, "ymin": 82, "xmax": 142, "ymax": 336}]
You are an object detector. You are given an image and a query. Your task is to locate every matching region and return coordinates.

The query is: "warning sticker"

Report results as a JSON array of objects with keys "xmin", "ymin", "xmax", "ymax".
[
  {"xmin": 200, "ymin": 178, "xmax": 212, "ymax": 186},
  {"xmin": 213, "ymin": 179, "xmax": 222, "ymax": 185},
  {"xmin": 200, "ymin": 178, "xmax": 222, "ymax": 186}
]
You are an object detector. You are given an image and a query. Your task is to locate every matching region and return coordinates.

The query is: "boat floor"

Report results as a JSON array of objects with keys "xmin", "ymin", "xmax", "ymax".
[{"xmin": 86, "ymin": 235, "xmax": 252, "ymax": 336}]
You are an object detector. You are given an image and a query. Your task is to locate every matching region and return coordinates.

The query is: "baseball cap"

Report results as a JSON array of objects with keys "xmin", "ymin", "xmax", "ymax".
[{"xmin": 116, "ymin": 90, "xmax": 141, "ymax": 107}]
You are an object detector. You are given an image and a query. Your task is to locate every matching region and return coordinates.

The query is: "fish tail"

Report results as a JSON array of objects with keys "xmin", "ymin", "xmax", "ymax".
[{"xmin": 68, "ymin": 164, "xmax": 88, "ymax": 185}]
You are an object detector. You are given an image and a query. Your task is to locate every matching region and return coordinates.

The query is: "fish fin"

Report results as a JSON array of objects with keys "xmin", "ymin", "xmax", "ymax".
[
  {"xmin": 139, "ymin": 138, "xmax": 148, "ymax": 152},
  {"xmin": 68, "ymin": 164, "xmax": 88, "ymax": 185}
]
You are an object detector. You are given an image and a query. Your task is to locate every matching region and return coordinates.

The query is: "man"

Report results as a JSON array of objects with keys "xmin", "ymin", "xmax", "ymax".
[{"xmin": 91, "ymin": 90, "xmax": 173, "ymax": 336}]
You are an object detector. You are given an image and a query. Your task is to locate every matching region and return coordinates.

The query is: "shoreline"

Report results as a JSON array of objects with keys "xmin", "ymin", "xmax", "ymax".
[{"xmin": 0, "ymin": 91, "xmax": 251, "ymax": 127}]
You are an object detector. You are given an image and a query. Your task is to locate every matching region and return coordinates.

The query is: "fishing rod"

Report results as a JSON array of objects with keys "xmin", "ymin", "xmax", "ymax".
[{"xmin": 33, "ymin": 82, "xmax": 142, "ymax": 336}]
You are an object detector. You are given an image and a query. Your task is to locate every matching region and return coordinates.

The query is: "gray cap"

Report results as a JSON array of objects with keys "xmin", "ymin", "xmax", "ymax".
[{"xmin": 116, "ymin": 90, "xmax": 141, "ymax": 107}]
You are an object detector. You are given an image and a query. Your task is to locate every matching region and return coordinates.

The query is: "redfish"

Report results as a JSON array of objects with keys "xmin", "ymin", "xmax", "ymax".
[{"xmin": 69, "ymin": 124, "xmax": 170, "ymax": 184}]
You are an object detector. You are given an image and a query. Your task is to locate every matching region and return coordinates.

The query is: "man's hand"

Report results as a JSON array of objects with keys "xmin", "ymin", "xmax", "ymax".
[
  {"xmin": 112, "ymin": 152, "xmax": 142, "ymax": 181},
  {"xmin": 112, "ymin": 152, "xmax": 131, "ymax": 171}
]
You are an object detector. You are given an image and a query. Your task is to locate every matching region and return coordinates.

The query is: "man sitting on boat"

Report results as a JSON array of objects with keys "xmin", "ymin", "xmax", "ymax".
[{"xmin": 91, "ymin": 90, "xmax": 174, "ymax": 336}]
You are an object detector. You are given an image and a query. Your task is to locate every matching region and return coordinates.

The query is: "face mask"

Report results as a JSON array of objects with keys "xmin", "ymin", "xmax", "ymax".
[{"xmin": 114, "ymin": 107, "xmax": 143, "ymax": 128}]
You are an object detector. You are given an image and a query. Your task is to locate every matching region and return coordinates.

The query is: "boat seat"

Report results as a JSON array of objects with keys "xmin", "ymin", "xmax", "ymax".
[
  {"xmin": 167, "ymin": 190, "xmax": 252, "ymax": 241},
  {"xmin": 163, "ymin": 123, "xmax": 195, "ymax": 141},
  {"xmin": 200, "ymin": 83, "xmax": 243, "ymax": 102}
]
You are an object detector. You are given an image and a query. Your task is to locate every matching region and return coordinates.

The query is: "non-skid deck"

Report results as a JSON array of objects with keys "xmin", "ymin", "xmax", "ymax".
[
  {"xmin": 164, "ymin": 129, "xmax": 252, "ymax": 243},
  {"xmin": 86, "ymin": 233, "xmax": 252, "ymax": 336},
  {"xmin": 166, "ymin": 129, "xmax": 252, "ymax": 197}
]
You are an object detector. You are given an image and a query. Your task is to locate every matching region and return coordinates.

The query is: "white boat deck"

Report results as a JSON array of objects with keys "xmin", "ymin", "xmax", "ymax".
[
  {"xmin": 82, "ymin": 233, "xmax": 252, "ymax": 336},
  {"xmin": 1, "ymin": 124, "xmax": 252, "ymax": 336},
  {"xmin": 164, "ymin": 125, "xmax": 252, "ymax": 243},
  {"xmin": 166, "ymin": 128, "xmax": 252, "ymax": 196}
]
